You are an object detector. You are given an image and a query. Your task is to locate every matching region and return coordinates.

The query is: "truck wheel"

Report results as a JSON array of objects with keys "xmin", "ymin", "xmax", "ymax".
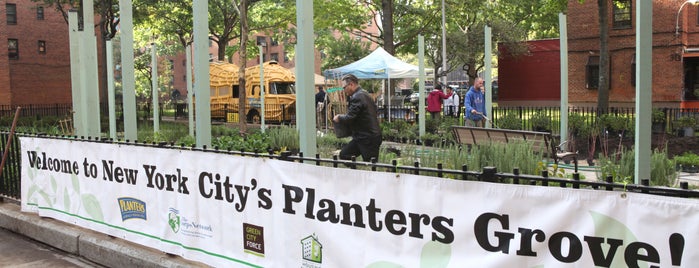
[{"xmin": 247, "ymin": 110, "xmax": 261, "ymax": 124}]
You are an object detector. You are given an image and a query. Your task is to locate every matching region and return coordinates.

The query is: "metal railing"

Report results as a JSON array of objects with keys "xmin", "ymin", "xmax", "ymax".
[
  {"xmin": 2, "ymin": 103, "xmax": 697, "ymax": 133},
  {"xmin": 2, "ymin": 134, "xmax": 698, "ymax": 201}
]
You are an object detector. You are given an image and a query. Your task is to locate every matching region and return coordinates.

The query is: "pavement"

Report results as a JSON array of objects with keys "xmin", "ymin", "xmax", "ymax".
[{"xmin": 0, "ymin": 200, "xmax": 210, "ymax": 268}]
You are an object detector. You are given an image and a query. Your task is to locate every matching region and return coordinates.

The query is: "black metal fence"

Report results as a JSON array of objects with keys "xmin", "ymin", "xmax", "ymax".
[
  {"xmin": 0, "ymin": 132, "xmax": 21, "ymax": 200},
  {"xmin": 1, "ymin": 103, "xmax": 698, "ymax": 136},
  {"xmin": 2, "ymin": 133, "xmax": 698, "ymax": 201},
  {"xmin": 0, "ymin": 104, "xmax": 72, "ymax": 118}
]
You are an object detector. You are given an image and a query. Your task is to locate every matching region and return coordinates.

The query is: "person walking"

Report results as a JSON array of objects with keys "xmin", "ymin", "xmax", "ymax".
[
  {"xmin": 465, "ymin": 77, "xmax": 486, "ymax": 127},
  {"xmin": 315, "ymin": 86, "xmax": 327, "ymax": 129},
  {"xmin": 427, "ymin": 84, "xmax": 451, "ymax": 119},
  {"xmin": 444, "ymin": 86, "xmax": 460, "ymax": 118},
  {"xmin": 333, "ymin": 74, "xmax": 382, "ymax": 162}
]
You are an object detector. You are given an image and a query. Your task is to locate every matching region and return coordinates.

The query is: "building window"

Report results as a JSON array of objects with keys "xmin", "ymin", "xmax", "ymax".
[
  {"xmin": 208, "ymin": 53, "xmax": 213, "ymax": 62},
  {"xmin": 586, "ymin": 56, "xmax": 599, "ymax": 89},
  {"xmin": 6, "ymin": 4, "xmax": 17, "ymax": 25},
  {"xmin": 182, "ymin": 59, "xmax": 186, "ymax": 66},
  {"xmin": 38, "ymin": 40, "xmax": 46, "ymax": 54},
  {"xmin": 37, "ymin": 6, "xmax": 44, "ymax": 20},
  {"xmin": 8, "ymin": 39, "xmax": 19, "ymax": 60},
  {"xmin": 612, "ymin": 0, "xmax": 632, "ymax": 29},
  {"xmin": 271, "ymin": 38, "xmax": 278, "ymax": 46},
  {"xmin": 283, "ymin": 51, "xmax": 289, "ymax": 63},
  {"xmin": 256, "ymin": 36, "xmax": 267, "ymax": 46},
  {"xmin": 271, "ymin": 53, "xmax": 279, "ymax": 62}
]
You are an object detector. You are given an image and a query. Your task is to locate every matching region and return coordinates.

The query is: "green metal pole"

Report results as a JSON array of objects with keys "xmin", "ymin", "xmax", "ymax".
[
  {"xmin": 187, "ymin": 45, "xmax": 194, "ymax": 137},
  {"xmin": 484, "ymin": 26, "xmax": 492, "ymax": 128},
  {"xmin": 635, "ymin": 0, "xmax": 652, "ymax": 183},
  {"xmin": 418, "ymin": 35, "xmax": 426, "ymax": 138},
  {"xmin": 119, "ymin": 0, "xmax": 138, "ymax": 141},
  {"xmin": 83, "ymin": 0, "xmax": 100, "ymax": 137},
  {"xmin": 297, "ymin": 0, "xmax": 316, "ymax": 158},
  {"xmin": 193, "ymin": 0, "xmax": 211, "ymax": 148},
  {"xmin": 151, "ymin": 42, "xmax": 159, "ymax": 133},
  {"xmin": 68, "ymin": 11, "xmax": 84, "ymax": 137},
  {"xmin": 559, "ymin": 13, "xmax": 569, "ymax": 147},
  {"xmin": 259, "ymin": 45, "xmax": 265, "ymax": 133},
  {"xmin": 107, "ymin": 40, "xmax": 117, "ymax": 140}
]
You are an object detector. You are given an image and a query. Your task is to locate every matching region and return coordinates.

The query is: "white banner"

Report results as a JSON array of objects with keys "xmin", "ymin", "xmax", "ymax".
[{"xmin": 20, "ymin": 137, "xmax": 699, "ymax": 267}]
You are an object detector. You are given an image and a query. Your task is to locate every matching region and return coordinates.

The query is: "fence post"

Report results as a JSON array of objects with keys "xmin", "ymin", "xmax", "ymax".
[
  {"xmin": 481, "ymin": 166, "xmax": 497, "ymax": 182},
  {"xmin": 0, "ymin": 107, "xmax": 21, "ymax": 176}
]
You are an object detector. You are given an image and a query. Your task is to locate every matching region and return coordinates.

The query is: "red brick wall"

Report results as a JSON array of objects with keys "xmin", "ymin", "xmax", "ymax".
[
  {"xmin": 3, "ymin": 0, "xmax": 72, "ymax": 106},
  {"xmin": 498, "ymin": 39, "xmax": 561, "ymax": 102},
  {"xmin": 567, "ymin": 0, "xmax": 688, "ymax": 106}
]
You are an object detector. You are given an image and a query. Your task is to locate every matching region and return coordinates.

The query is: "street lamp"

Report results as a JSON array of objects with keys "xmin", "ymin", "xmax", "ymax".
[{"xmin": 676, "ymin": 0, "xmax": 699, "ymax": 36}]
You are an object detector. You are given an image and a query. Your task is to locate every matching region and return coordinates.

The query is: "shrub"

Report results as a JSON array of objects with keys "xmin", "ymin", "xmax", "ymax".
[
  {"xmin": 674, "ymin": 152, "xmax": 699, "ymax": 167},
  {"xmin": 529, "ymin": 111, "xmax": 551, "ymax": 132},
  {"xmin": 498, "ymin": 113, "xmax": 522, "ymax": 130}
]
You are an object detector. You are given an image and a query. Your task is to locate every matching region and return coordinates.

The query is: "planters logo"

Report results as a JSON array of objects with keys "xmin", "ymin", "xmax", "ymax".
[{"xmin": 117, "ymin": 197, "xmax": 147, "ymax": 221}]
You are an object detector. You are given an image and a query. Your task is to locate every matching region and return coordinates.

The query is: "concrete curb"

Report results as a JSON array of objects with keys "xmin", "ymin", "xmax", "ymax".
[{"xmin": 0, "ymin": 201, "xmax": 209, "ymax": 267}]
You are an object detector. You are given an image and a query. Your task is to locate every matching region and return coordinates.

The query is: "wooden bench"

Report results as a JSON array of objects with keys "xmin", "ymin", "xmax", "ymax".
[{"xmin": 451, "ymin": 125, "xmax": 577, "ymax": 164}]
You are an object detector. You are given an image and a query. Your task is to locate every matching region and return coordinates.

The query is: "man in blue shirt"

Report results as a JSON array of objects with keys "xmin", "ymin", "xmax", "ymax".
[{"xmin": 465, "ymin": 77, "xmax": 486, "ymax": 127}]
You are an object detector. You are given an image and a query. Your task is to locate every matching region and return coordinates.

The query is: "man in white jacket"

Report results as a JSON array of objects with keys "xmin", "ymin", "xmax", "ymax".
[{"xmin": 443, "ymin": 87, "xmax": 460, "ymax": 118}]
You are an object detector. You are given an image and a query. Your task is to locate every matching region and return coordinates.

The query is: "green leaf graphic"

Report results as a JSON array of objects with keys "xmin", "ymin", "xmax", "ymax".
[
  {"xmin": 366, "ymin": 261, "xmax": 403, "ymax": 268},
  {"xmin": 27, "ymin": 185, "xmax": 39, "ymax": 202},
  {"xmin": 368, "ymin": 241, "xmax": 452, "ymax": 268},
  {"xmin": 38, "ymin": 190, "xmax": 52, "ymax": 208},
  {"xmin": 51, "ymin": 176, "xmax": 57, "ymax": 193},
  {"xmin": 71, "ymin": 174, "xmax": 80, "ymax": 194},
  {"xmin": 81, "ymin": 194, "xmax": 104, "ymax": 221},
  {"xmin": 420, "ymin": 241, "xmax": 451, "ymax": 268},
  {"xmin": 63, "ymin": 188, "xmax": 71, "ymax": 211},
  {"xmin": 590, "ymin": 211, "xmax": 639, "ymax": 268}
]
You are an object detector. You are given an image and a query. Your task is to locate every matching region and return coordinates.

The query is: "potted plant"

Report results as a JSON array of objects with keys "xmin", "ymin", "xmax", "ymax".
[
  {"xmin": 651, "ymin": 108, "xmax": 666, "ymax": 134},
  {"xmin": 673, "ymin": 116, "xmax": 696, "ymax": 137},
  {"xmin": 674, "ymin": 152, "xmax": 699, "ymax": 173}
]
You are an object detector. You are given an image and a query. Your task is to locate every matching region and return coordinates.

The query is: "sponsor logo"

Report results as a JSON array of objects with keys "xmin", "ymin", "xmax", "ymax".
[
  {"xmin": 117, "ymin": 197, "xmax": 147, "ymax": 221},
  {"xmin": 243, "ymin": 223, "xmax": 265, "ymax": 257},
  {"xmin": 301, "ymin": 234, "xmax": 322, "ymax": 267},
  {"xmin": 168, "ymin": 208, "xmax": 180, "ymax": 233},
  {"xmin": 167, "ymin": 207, "xmax": 213, "ymax": 239}
]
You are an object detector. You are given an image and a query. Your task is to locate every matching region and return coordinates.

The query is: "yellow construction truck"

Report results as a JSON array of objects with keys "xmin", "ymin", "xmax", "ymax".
[{"xmin": 208, "ymin": 61, "xmax": 296, "ymax": 123}]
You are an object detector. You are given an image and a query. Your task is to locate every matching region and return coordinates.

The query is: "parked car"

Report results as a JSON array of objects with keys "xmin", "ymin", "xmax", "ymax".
[{"xmin": 409, "ymin": 86, "xmax": 433, "ymax": 105}]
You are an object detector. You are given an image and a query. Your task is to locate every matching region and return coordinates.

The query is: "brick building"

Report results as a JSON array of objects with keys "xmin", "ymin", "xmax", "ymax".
[
  {"xmin": 1, "ymin": 0, "xmax": 71, "ymax": 106},
  {"xmin": 567, "ymin": 0, "xmax": 699, "ymax": 108},
  {"xmin": 499, "ymin": 0, "xmax": 699, "ymax": 108}
]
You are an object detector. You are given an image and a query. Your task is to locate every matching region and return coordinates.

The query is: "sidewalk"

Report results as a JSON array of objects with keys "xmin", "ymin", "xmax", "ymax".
[{"xmin": 0, "ymin": 201, "xmax": 209, "ymax": 268}]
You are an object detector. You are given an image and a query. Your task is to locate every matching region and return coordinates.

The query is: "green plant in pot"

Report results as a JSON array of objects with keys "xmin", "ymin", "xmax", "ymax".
[
  {"xmin": 674, "ymin": 116, "xmax": 696, "ymax": 137},
  {"xmin": 674, "ymin": 152, "xmax": 699, "ymax": 173},
  {"xmin": 651, "ymin": 108, "xmax": 666, "ymax": 133}
]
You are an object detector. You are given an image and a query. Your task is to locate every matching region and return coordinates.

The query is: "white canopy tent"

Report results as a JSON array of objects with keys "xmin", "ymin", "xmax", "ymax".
[
  {"xmin": 323, "ymin": 47, "xmax": 433, "ymax": 123},
  {"xmin": 323, "ymin": 47, "xmax": 433, "ymax": 79}
]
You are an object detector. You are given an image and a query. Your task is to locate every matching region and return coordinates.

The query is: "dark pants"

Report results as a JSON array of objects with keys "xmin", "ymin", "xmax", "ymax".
[{"xmin": 339, "ymin": 135, "xmax": 382, "ymax": 162}]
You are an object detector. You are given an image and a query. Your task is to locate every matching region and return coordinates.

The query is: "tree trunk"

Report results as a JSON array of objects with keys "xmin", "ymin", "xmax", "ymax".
[
  {"xmin": 217, "ymin": 39, "xmax": 227, "ymax": 61},
  {"xmin": 381, "ymin": 0, "xmax": 394, "ymax": 112},
  {"xmin": 597, "ymin": 0, "xmax": 610, "ymax": 113},
  {"xmin": 238, "ymin": 0, "xmax": 248, "ymax": 133},
  {"xmin": 382, "ymin": 0, "xmax": 394, "ymax": 55},
  {"xmin": 99, "ymin": 27, "xmax": 108, "ymax": 106}
]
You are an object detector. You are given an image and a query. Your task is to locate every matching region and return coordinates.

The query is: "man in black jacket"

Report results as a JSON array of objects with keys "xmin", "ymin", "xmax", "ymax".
[{"xmin": 333, "ymin": 74, "xmax": 382, "ymax": 161}]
